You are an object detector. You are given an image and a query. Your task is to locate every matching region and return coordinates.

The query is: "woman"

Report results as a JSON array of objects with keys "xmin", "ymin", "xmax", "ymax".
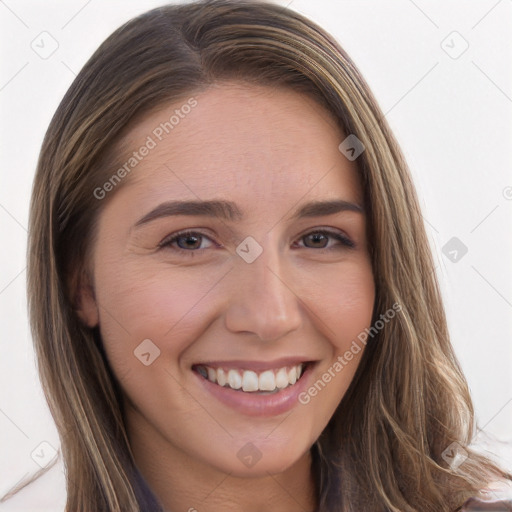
[{"xmin": 4, "ymin": 0, "xmax": 511, "ymax": 510}]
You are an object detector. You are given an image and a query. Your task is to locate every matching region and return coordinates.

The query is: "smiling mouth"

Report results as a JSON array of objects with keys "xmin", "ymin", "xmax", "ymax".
[{"xmin": 192, "ymin": 362, "xmax": 312, "ymax": 394}]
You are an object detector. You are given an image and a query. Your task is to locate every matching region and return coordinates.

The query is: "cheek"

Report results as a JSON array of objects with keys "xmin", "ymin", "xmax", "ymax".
[
  {"xmin": 294, "ymin": 261, "xmax": 374, "ymax": 417},
  {"xmin": 96, "ymin": 261, "xmax": 223, "ymax": 336},
  {"xmin": 93, "ymin": 263, "xmax": 227, "ymax": 387},
  {"xmin": 299, "ymin": 259, "xmax": 375, "ymax": 350}
]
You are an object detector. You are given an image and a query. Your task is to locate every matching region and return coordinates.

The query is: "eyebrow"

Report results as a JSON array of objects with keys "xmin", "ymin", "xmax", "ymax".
[{"xmin": 133, "ymin": 198, "xmax": 363, "ymax": 228}]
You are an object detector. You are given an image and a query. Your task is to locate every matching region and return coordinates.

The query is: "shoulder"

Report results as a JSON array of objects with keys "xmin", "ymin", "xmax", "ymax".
[{"xmin": 460, "ymin": 480, "xmax": 512, "ymax": 511}]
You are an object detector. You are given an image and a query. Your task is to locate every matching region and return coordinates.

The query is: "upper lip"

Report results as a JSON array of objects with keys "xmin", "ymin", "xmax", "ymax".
[{"xmin": 192, "ymin": 357, "xmax": 316, "ymax": 372}]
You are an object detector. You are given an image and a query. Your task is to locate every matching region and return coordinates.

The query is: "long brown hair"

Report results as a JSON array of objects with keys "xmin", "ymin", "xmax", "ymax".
[{"xmin": 5, "ymin": 0, "xmax": 511, "ymax": 510}]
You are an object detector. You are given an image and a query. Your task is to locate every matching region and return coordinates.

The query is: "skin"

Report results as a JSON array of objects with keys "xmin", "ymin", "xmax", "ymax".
[{"xmin": 77, "ymin": 81, "xmax": 375, "ymax": 512}]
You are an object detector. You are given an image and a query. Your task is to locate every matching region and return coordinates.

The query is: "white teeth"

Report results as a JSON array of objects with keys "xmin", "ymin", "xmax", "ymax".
[
  {"xmin": 275, "ymin": 368, "xmax": 289, "ymax": 389},
  {"xmin": 207, "ymin": 367, "xmax": 216, "ymax": 383},
  {"xmin": 227, "ymin": 369, "xmax": 242, "ymax": 390},
  {"xmin": 196, "ymin": 363, "xmax": 307, "ymax": 393},
  {"xmin": 258, "ymin": 370, "xmax": 276, "ymax": 391},
  {"xmin": 242, "ymin": 370, "xmax": 259, "ymax": 392},
  {"xmin": 217, "ymin": 368, "xmax": 227, "ymax": 387}
]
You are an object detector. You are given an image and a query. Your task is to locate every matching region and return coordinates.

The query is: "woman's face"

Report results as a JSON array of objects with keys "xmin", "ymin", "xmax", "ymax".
[{"xmin": 78, "ymin": 81, "xmax": 375, "ymax": 477}]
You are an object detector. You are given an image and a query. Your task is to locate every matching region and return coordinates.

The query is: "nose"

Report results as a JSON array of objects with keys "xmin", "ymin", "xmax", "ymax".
[{"xmin": 224, "ymin": 244, "xmax": 303, "ymax": 342}]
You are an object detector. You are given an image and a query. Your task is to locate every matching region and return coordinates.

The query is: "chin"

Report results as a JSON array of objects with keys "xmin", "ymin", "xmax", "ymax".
[{"xmin": 204, "ymin": 434, "xmax": 313, "ymax": 478}]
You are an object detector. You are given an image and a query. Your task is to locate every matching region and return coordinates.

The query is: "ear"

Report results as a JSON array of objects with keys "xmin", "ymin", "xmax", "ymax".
[{"xmin": 74, "ymin": 269, "xmax": 99, "ymax": 328}]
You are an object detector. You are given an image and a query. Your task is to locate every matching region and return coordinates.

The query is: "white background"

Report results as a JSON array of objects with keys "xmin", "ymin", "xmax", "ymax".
[{"xmin": 1, "ymin": 0, "xmax": 511, "ymax": 509}]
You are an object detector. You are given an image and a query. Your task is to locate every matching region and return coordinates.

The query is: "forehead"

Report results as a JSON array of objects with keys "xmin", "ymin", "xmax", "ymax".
[{"xmin": 111, "ymin": 81, "xmax": 362, "ymax": 208}]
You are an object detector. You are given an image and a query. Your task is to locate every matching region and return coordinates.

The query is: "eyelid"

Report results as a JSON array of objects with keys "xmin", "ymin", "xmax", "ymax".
[
  {"xmin": 295, "ymin": 227, "xmax": 355, "ymax": 249},
  {"xmin": 158, "ymin": 226, "xmax": 355, "ymax": 254},
  {"xmin": 158, "ymin": 229, "xmax": 218, "ymax": 250}
]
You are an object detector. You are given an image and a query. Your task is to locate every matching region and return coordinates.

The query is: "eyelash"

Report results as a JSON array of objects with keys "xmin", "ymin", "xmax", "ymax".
[{"xmin": 158, "ymin": 228, "xmax": 355, "ymax": 255}]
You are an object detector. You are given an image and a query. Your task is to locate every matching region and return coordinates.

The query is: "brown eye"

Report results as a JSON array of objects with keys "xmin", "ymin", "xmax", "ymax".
[
  {"xmin": 303, "ymin": 232, "xmax": 329, "ymax": 249},
  {"xmin": 159, "ymin": 231, "xmax": 215, "ymax": 252},
  {"xmin": 175, "ymin": 234, "xmax": 202, "ymax": 250},
  {"xmin": 299, "ymin": 230, "xmax": 355, "ymax": 250}
]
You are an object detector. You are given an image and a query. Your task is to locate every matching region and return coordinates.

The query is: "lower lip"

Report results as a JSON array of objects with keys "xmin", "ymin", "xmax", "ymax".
[{"xmin": 193, "ymin": 364, "xmax": 314, "ymax": 417}]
